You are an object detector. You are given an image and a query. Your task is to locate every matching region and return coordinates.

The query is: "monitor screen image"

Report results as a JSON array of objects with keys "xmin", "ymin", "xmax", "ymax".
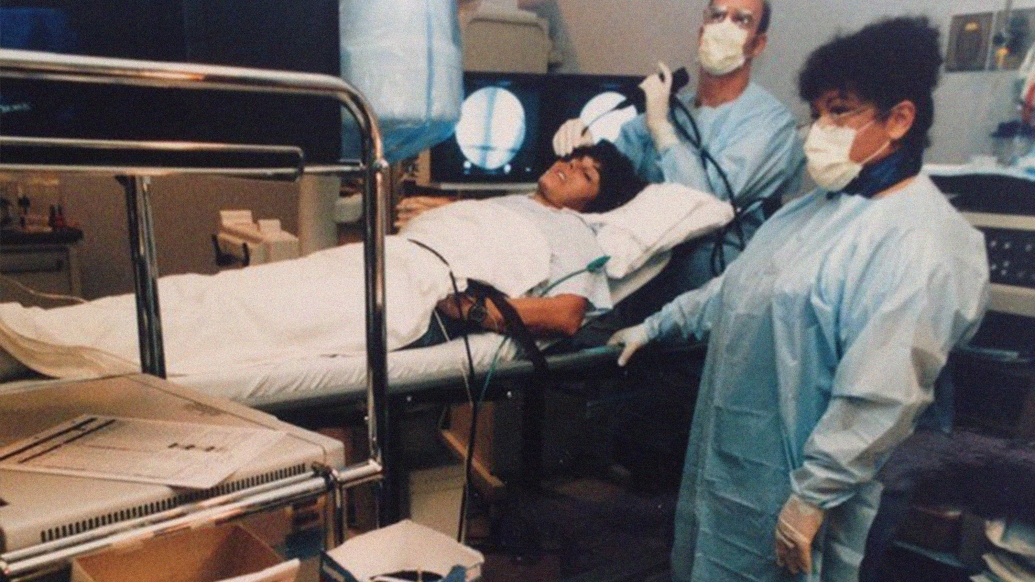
[
  {"xmin": 539, "ymin": 73, "xmax": 644, "ymax": 152},
  {"xmin": 424, "ymin": 71, "xmax": 645, "ymax": 191},
  {"xmin": 455, "ymin": 85, "xmax": 528, "ymax": 172},
  {"xmin": 429, "ymin": 72, "xmax": 546, "ymax": 188}
]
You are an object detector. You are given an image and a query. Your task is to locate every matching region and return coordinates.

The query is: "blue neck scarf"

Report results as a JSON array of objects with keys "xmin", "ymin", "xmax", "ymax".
[{"xmin": 831, "ymin": 147, "xmax": 923, "ymax": 199}]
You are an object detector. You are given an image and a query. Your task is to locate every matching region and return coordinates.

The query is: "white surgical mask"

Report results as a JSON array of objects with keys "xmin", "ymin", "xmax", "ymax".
[
  {"xmin": 698, "ymin": 19, "xmax": 749, "ymax": 76},
  {"xmin": 804, "ymin": 120, "xmax": 889, "ymax": 191}
]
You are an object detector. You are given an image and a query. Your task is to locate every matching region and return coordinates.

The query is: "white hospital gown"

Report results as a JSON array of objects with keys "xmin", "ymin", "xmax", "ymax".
[{"xmin": 489, "ymin": 194, "xmax": 612, "ymax": 312}]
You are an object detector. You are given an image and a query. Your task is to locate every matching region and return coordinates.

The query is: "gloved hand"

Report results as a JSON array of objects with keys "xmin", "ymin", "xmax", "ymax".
[
  {"xmin": 640, "ymin": 62, "xmax": 679, "ymax": 151},
  {"xmin": 774, "ymin": 493, "xmax": 826, "ymax": 576},
  {"xmin": 606, "ymin": 324, "xmax": 650, "ymax": 367},
  {"xmin": 552, "ymin": 118, "xmax": 595, "ymax": 157}
]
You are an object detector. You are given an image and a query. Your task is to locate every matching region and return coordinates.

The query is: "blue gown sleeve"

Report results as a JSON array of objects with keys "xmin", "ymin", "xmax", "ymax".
[
  {"xmin": 790, "ymin": 228, "xmax": 989, "ymax": 508},
  {"xmin": 659, "ymin": 103, "xmax": 803, "ymax": 209},
  {"xmin": 642, "ymin": 272, "xmax": 726, "ymax": 342},
  {"xmin": 613, "ymin": 93, "xmax": 804, "ymax": 209}
]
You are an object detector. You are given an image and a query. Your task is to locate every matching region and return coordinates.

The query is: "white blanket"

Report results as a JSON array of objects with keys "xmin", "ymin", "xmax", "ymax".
[{"xmin": 0, "ymin": 201, "xmax": 551, "ymax": 378}]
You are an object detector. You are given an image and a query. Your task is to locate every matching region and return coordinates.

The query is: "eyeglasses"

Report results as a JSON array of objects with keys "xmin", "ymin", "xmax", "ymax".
[
  {"xmin": 812, "ymin": 104, "xmax": 873, "ymax": 129},
  {"xmin": 703, "ymin": 5, "xmax": 756, "ymax": 30}
]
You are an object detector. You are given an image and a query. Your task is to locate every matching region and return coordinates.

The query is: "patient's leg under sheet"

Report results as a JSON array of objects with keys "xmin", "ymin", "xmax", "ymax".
[{"xmin": 0, "ymin": 239, "xmax": 452, "ymax": 377}]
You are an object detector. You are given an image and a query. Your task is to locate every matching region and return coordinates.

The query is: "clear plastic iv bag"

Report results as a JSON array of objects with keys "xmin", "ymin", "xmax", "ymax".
[{"xmin": 340, "ymin": 0, "xmax": 463, "ymax": 163}]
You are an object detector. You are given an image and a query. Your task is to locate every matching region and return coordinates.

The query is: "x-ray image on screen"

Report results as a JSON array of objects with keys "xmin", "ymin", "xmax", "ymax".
[
  {"xmin": 455, "ymin": 86, "xmax": 527, "ymax": 172},
  {"xmin": 577, "ymin": 91, "xmax": 638, "ymax": 144},
  {"xmin": 539, "ymin": 73, "xmax": 644, "ymax": 155},
  {"xmin": 429, "ymin": 72, "xmax": 545, "ymax": 187}
]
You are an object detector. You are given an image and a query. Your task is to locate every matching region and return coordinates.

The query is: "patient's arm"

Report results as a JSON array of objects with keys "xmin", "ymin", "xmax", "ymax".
[{"xmin": 437, "ymin": 293, "xmax": 588, "ymax": 337}]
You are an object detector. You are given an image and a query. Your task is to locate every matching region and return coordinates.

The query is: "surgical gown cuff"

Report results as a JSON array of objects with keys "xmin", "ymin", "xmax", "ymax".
[
  {"xmin": 789, "ymin": 464, "xmax": 859, "ymax": 510},
  {"xmin": 642, "ymin": 310, "xmax": 685, "ymax": 344},
  {"xmin": 642, "ymin": 315, "xmax": 664, "ymax": 341}
]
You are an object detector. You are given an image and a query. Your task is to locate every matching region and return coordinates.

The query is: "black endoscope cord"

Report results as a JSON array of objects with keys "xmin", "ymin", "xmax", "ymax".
[
  {"xmin": 669, "ymin": 97, "xmax": 748, "ymax": 276},
  {"xmin": 407, "ymin": 239, "xmax": 481, "ymax": 543},
  {"xmin": 446, "ymin": 269, "xmax": 484, "ymax": 545}
]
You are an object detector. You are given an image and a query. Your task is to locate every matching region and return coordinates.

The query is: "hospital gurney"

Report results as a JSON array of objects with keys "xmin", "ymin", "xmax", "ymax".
[
  {"xmin": 0, "ymin": 49, "xmax": 734, "ymax": 542},
  {"xmin": 0, "ymin": 49, "xmax": 390, "ymax": 579}
]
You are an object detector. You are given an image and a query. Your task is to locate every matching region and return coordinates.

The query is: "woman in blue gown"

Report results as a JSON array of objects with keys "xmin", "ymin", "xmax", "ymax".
[{"xmin": 608, "ymin": 16, "xmax": 990, "ymax": 581}]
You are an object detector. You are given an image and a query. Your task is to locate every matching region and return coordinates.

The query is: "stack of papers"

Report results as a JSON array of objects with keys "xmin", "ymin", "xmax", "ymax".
[{"xmin": 0, "ymin": 414, "xmax": 285, "ymax": 489}]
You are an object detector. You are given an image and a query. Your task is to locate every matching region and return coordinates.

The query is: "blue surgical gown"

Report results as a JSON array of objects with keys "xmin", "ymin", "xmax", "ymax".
[
  {"xmin": 613, "ymin": 83, "xmax": 805, "ymax": 290},
  {"xmin": 642, "ymin": 174, "xmax": 990, "ymax": 581}
]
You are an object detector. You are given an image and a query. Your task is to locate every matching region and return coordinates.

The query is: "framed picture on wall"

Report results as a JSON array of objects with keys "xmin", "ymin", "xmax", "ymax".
[
  {"xmin": 989, "ymin": 8, "xmax": 1035, "ymax": 71},
  {"xmin": 946, "ymin": 12, "xmax": 994, "ymax": 72}
]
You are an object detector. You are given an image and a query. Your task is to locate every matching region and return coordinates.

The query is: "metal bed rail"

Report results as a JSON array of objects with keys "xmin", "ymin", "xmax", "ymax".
[{"xmin": 0, "ymin": 48, "xmax": 393, "ymax": 576}]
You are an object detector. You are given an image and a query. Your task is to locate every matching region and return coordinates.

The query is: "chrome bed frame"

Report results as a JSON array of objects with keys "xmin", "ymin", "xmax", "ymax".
[
  {"xmin": 0, "ymin": 49, "xmax": 390, "ymax": 580},
  {"xmin": 0, "ymin": 49, "xmax": 636, "ymax": 579}
]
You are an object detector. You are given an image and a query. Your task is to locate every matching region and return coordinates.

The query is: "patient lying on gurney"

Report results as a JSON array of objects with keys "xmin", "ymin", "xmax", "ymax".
[
  {"xmin": 402, "ymin": 142, "xmax": 645, "ymax": 345},
  {"xmin": 0, "ymin": 142, "xmax": 733, "ymax": 380}
]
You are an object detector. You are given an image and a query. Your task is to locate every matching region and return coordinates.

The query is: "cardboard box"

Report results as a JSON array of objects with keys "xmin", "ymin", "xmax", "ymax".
[
  {"xmin": 71, "ymin": 523, "xmax": 299, "ymax": 582},
  {"xmin": 320, "ymin": 520, "xmax": 483, "ymax": 582}
]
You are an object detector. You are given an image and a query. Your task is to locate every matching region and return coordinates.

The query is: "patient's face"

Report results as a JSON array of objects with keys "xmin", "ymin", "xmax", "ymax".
[{"xmin": 535, "ymin": 155, "xmax": 602, "ymax": 212}]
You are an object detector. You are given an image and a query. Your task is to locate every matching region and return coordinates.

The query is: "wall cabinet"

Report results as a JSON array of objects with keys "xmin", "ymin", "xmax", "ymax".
[{"xmin": 0, "ymin": 238, "xmax": 82, "ymax": 308}]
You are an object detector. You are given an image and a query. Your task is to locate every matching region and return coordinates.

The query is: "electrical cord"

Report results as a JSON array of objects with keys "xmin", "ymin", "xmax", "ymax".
[
  {"xmin": 431, "ymin": 309, "xmax": 474, "ymax": 405},
  {"xmin": 452, "ymin": 257, "xmax": 610, "ymax": 542},
  {"xmin": 410, "ymin": 237, "xmax": 611, "ymax": 543},
  {"xmin": 443, "ymin": 273, "xmax": 482, "ymax": 544},
  {"xmin": 405, "ymin": 238, "xmax": 482, "ymax": 543},
  {"xmin": 669, "ymin": 97, "xmax": 750, "ymax": 276},
  {"xmin": 0, "ymin": 273, "xmax": 87, "ymax": 305}
]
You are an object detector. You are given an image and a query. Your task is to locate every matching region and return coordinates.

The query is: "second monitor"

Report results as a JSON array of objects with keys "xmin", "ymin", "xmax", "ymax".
[{"xmin": 422, "ymin": 71, "xmax": 644, "ymax": 192}]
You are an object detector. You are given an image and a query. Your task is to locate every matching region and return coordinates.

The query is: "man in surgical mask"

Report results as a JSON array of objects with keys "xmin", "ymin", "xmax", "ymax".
[{"xmin": 554, "ymin": 0, "xmax": 805, "ymax": 331}]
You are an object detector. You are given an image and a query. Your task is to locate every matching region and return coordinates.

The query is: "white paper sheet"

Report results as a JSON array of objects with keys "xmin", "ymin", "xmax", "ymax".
[{"xmin": 0, "ymin": 415, "xmax": 284, "ymax": 489}]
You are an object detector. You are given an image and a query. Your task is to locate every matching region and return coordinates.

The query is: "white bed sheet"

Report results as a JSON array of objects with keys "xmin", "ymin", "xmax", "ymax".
[
  {"xmin": 0, "ymin": 184, "xmax": 733, "ymax": 409},
  {"xmin": 170, "ymin": 251, "xmax": 673, "ymax": 409},
  {"xmin": 172, "ymin": 332, "xmax": 518, "ymax": 408}
]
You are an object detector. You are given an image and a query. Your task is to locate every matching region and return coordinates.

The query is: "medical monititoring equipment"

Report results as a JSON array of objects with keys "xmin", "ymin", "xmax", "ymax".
[
  {"xmin": 931, "ymin": 172, "xmax": 1035, "ymax": 358},
  {"xmin": 0, "ymin": 2, "xmax": 344, "ymax": 165},
  {"xmin": 2, "ymin": 0, "xmax": 464, "ymax": 167},
  {"xmin": 416, "ymin": 71, "xmax": 643, "ymax": 192},
  {"xmin": 215, "ymin": 209, "xmax": 300, "ymax": 266}
]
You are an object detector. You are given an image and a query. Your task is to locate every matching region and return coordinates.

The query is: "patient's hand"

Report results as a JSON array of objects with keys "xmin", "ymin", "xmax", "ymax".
[
  {"xmin": 436, "ymin": 293, "xmax": 505, "ymax": 333},
  {"xmin": 394, "ymin": 196, "xmax": 456, "ymax": 230}
]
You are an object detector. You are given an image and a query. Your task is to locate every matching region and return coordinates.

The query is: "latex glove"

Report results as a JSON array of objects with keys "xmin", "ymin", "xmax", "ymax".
[
  {"xmin": 640, "ymin": 62, "xmax": 679, "ymax": 151},
  {"xmin": 774, "ymin": 493, "xmax": 826, "ymax": 576},
  {"xmin": 394, "ymin": 195, "xmax": 455, "ymax": 230},
  {"xmin": 552, "ymin": 118, "xmax": 594, "ymax": 157},
  {"xmin": 606, "ymin": 324, "xmax": 650, "ymax": 367}
]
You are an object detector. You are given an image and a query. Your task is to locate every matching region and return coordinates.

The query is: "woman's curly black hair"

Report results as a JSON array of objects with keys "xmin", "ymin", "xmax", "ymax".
[
  {"xmin": 798, "ymin": 16, "xmax": 943, "ymax": 153},
  {"xmin": 567, "ymin": 140, "xmax": 647, "ymax": 213}
]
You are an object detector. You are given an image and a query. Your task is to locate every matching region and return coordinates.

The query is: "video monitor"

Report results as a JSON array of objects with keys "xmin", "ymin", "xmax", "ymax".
[
  {"xmin": 539, "ymin": 73, "xmax": 644, "ymax": 153},
  {"xmin": 427, "ymin": 71, "xmax": 547, "ymax": 190},
  {"xmin": 0, "ymin": 0, "xmax": 343, "ymax": 166}
]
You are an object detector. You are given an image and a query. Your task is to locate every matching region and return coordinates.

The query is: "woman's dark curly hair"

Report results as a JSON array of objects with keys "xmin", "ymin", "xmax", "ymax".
[
  {"xmin": 567, "ymin": 140, "xmax": 647, "ymax": 213},
  {"xmin": 798, "ymin": 16, "xmax": 942, "ymax": 153}
]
